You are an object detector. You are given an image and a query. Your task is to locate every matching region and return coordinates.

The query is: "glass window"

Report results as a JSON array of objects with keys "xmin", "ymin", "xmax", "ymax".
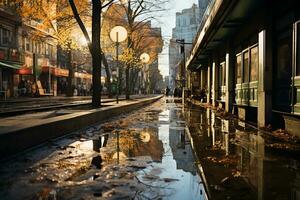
[
  {"xmin": 250, "ymin": 46, "xmax": 258, "ymax": 81},
  {"xmin": 243, "ymin": 51, "xmax": 249, "ymax": 83},
  {"xmin": 277, "ymin": 39, "xmax": 291, "ymax": 81},
  {"xmin": 1, "ymin": 28, "xmax": 11, "ymax": 46},
  {"xmin": 236, "ymin": 54, "xmax": 242, "ymax": 84},
  {"xmin": 46, "ymin": 43, "xmax": 49, "ymax": 55},
  {"xmin": 25, "ymin": 38, "xmax": 30, "ymax": 51}
]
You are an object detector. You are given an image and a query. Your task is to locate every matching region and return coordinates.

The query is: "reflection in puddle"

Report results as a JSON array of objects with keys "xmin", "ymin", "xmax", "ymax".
[
  {"xmin": 92, "ymin": 134, "xmax": 109, "ymax": 153},
  {"xmin": 185, "ymin": 105, "xmax": 300, "ymax": 200},
  {"xmin": 95, "ymin": 102, "xmax": 208, "ymax": 199},
  {"xmin": 91, "ymin": 156, "xmax": 102, "ymax": 169},
  {"xmin": 135, "ymin": 106, "xmax": 207, "ymax": 200}
]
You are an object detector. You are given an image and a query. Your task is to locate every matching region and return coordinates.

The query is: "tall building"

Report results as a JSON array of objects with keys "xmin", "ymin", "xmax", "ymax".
[
  {"xmin": 169, "ymin": 4, "xmax": 204, "ymax": 91},
  {"xmin": 198, "ymin": 0, "xmax": 210, "ymax": 19}
]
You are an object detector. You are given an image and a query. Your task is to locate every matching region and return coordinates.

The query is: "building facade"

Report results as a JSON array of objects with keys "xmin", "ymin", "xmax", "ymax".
[
  {"xmin": 186, "ymin": 0, "xmax": 300, "ymax": 136},
  {"xmin": 0, "ymin": 4, "xmax": 22, "ymax": 98},
  {"xmin": 169, "ymin": 3, "xmax": 206, "ymax": 92},
  {"xmin": 0, "ymin": 1, "xmax": 59, "ymax": 97}
]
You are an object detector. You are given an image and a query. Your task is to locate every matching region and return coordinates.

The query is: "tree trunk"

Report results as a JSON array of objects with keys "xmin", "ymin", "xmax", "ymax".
[
  {"xmin": 129, "ymin": 68, "xmax": 134, "ymax": 93},
  {"xmin": 125, "ymin": 65, "xmax": 130, "ymax": 99},
  {"xmin": 126, "ymin": 36, "xmax": 132, "ymax": 99},
  {"xmin": 66, "ymin": 49, "xmax": 74, "ymax": 97},
  {"xmin": 132, "ymin": 68, "xmax": 139, "ymax": 94},
  {"xmin": 118, "ymin": 65, "xmax": 123, "ymax": 95},
  {"xmin": 91, "ymin": 0, "xmax": 101, "ymax": 107},
  {"xmin": 101, "ymin": 51, "xmax": 112, "ymax": 98}
]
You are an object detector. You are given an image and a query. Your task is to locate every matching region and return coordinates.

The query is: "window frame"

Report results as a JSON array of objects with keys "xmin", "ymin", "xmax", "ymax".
[
  {"xmin": 242, "ymin": 49, "xmax": 249, "ymax": 83},
  {"xmin": 249, "ymin": 44, "xmax": 258, "ymax": 82}
]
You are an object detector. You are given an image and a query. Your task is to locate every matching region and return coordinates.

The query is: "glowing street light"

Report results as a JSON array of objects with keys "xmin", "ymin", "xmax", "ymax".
[
  {"xmin": 140, "ymin": 53, "xmax": 150, "ymax": 64},
  {"xmin": 110, "ymin": 26, "xmax": 128, "ymax": 103},
  {"xmin": 110, "ymin": 26, "xmax": 128, "ymax": 43}
]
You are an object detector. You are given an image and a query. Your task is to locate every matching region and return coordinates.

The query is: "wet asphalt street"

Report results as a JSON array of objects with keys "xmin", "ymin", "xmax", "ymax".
[{"xmin": 0, "ymin": 97, "xmax": 299, "ymax": 200}]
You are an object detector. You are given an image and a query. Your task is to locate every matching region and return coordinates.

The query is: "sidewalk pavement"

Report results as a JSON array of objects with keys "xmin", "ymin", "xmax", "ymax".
[{"xmin": 0, "ymin": 95, "xmax": 163, "ymax": 158}]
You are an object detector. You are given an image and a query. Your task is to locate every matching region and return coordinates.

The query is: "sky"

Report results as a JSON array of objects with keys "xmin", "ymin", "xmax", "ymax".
[{"xmin": 156, "ymin": 0, "xmax": 199, "ymax": 78}]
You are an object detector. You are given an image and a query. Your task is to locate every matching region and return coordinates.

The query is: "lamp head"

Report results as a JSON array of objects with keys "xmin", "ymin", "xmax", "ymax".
[
  {"xmin": 110, "ymin": 26, "xmax": 128, "ymax": 42},
  {"xmin": 140, "ymin": 53, "xmax": 150, "ymax": 63}
]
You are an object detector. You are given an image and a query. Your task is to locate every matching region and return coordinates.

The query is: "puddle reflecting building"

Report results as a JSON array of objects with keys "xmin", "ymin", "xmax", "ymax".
[{"xmin": 184, "ymin": 104, "xmax": 300, "ymax": 199}]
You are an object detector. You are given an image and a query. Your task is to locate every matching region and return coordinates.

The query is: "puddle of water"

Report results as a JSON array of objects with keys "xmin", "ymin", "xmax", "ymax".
[
  {"xmin": 136, "ymin": 108, "xmax": 207, "ymax": 200},
  {"xmin": 90, "ymin": 102, "xmax": 208, "ymax": 199},
  {"xmin": 185, "ymin": 105, "xmax": 300, "ymax": 200}
]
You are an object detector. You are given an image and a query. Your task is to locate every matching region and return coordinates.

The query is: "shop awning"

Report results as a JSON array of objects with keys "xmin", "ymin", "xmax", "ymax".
[
  {"xmin": 16, "ymin": 67, "xmax": 33, "ymax": 75},
  {"xmin": 0, "ymin": 61, "xmax": 22, "ymax": 70},
  {"xmin": 42, "ymin": 66, "xmax": 69, "ymax": 77}
]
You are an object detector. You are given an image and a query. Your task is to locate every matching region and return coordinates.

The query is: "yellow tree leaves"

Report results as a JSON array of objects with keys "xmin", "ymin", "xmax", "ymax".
[{"xmin": 11, "ymin": 0, "xmax": 91, "ymax": 50}]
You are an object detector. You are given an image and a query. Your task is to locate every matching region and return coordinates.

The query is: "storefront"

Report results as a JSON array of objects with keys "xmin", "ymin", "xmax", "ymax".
[
  {"xmin": 0, "ymin": 48, "xmax": 23, "ymax": 98},
  {"xmin": 74, "ymin": 71, "xmax": 92, "ymax": 95},
  {"xmin": 41, "ymin": 66, "xmax": 69, "ymax": 96},
  {"xmin": 0, "ymin": 61, "xmax": 21, "ymax": 98}
]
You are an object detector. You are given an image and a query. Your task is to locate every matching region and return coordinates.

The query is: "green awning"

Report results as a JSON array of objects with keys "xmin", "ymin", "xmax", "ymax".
[{"xmin": 0, "ymin": 61, "xmax": 21, "ymax": 70}]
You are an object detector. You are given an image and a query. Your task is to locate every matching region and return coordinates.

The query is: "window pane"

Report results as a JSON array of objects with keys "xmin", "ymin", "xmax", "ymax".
[
  {"xmin": 250, "ymin": 46, "xmax": 258, "ymax": 81},
  {"xmin": 297, "ymin": 23, "xmax": 300, "ymax": 76},
  {"xmin": 236, "ymin": 55, "xmax": 242, "ymax": 84},
  {"xmin": 2, "ymin": 29, "xmax": 9, "ymax": 45},
  {"xmin": 243, "ymin": 51, "xmax": 249, "ymax": 83}
]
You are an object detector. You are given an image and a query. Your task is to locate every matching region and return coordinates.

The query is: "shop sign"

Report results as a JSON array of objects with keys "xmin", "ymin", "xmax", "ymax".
[
  {"xmin": 42, "ymin": 66, "xmax": 69, "ymax": 77},
  {"xmin": 75, "ymin": 72, "xmax": 92, "ymax": 79},
  {"xmin": 16, "ymin": 67, "xmax": 33, "ymax": 75},
  {"xmin": 54, "ymin": 68, "xmax": 69, "ymax": 77}
]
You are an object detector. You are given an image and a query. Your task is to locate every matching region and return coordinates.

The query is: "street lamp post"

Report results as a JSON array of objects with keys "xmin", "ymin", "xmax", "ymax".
[
  {"xmin": 140, "ymin": 53, "xmax": 150, "ymax": 94},
  {"xmin": 110, "ymin": 26, "xmax": 128, "ymax": 104},
  {"xmin": 175, "ymin": 39, "xmax": 192, "ymax": 101}
]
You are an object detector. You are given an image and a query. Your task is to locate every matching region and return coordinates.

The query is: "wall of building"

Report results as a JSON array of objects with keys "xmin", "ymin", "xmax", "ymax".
[
  {"xmin": 187, "ymin": 0, "xmax": 300, "ymax": 136},
  {"xmin": 169, "ymin": 3, "xmax": 207, "ymax": 91}
]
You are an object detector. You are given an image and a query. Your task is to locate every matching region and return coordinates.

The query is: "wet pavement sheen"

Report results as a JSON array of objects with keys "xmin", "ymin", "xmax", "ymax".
[
  {"xmin": 185, "ymin": 103, "xmax": 300, "ymax": 200},
  {"xmin": 0, "ymin": 97, "xmax": 299, "ymax": 200},
  {"xmin": 0, "ymin": 98, "xmax": 207, "ymax": 200}
]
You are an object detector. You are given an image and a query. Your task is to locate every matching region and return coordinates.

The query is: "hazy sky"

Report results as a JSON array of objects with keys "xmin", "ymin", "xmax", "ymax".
[{"xmin": 157, "ymin": 0, "xmax": 199, "ymax": 77}]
